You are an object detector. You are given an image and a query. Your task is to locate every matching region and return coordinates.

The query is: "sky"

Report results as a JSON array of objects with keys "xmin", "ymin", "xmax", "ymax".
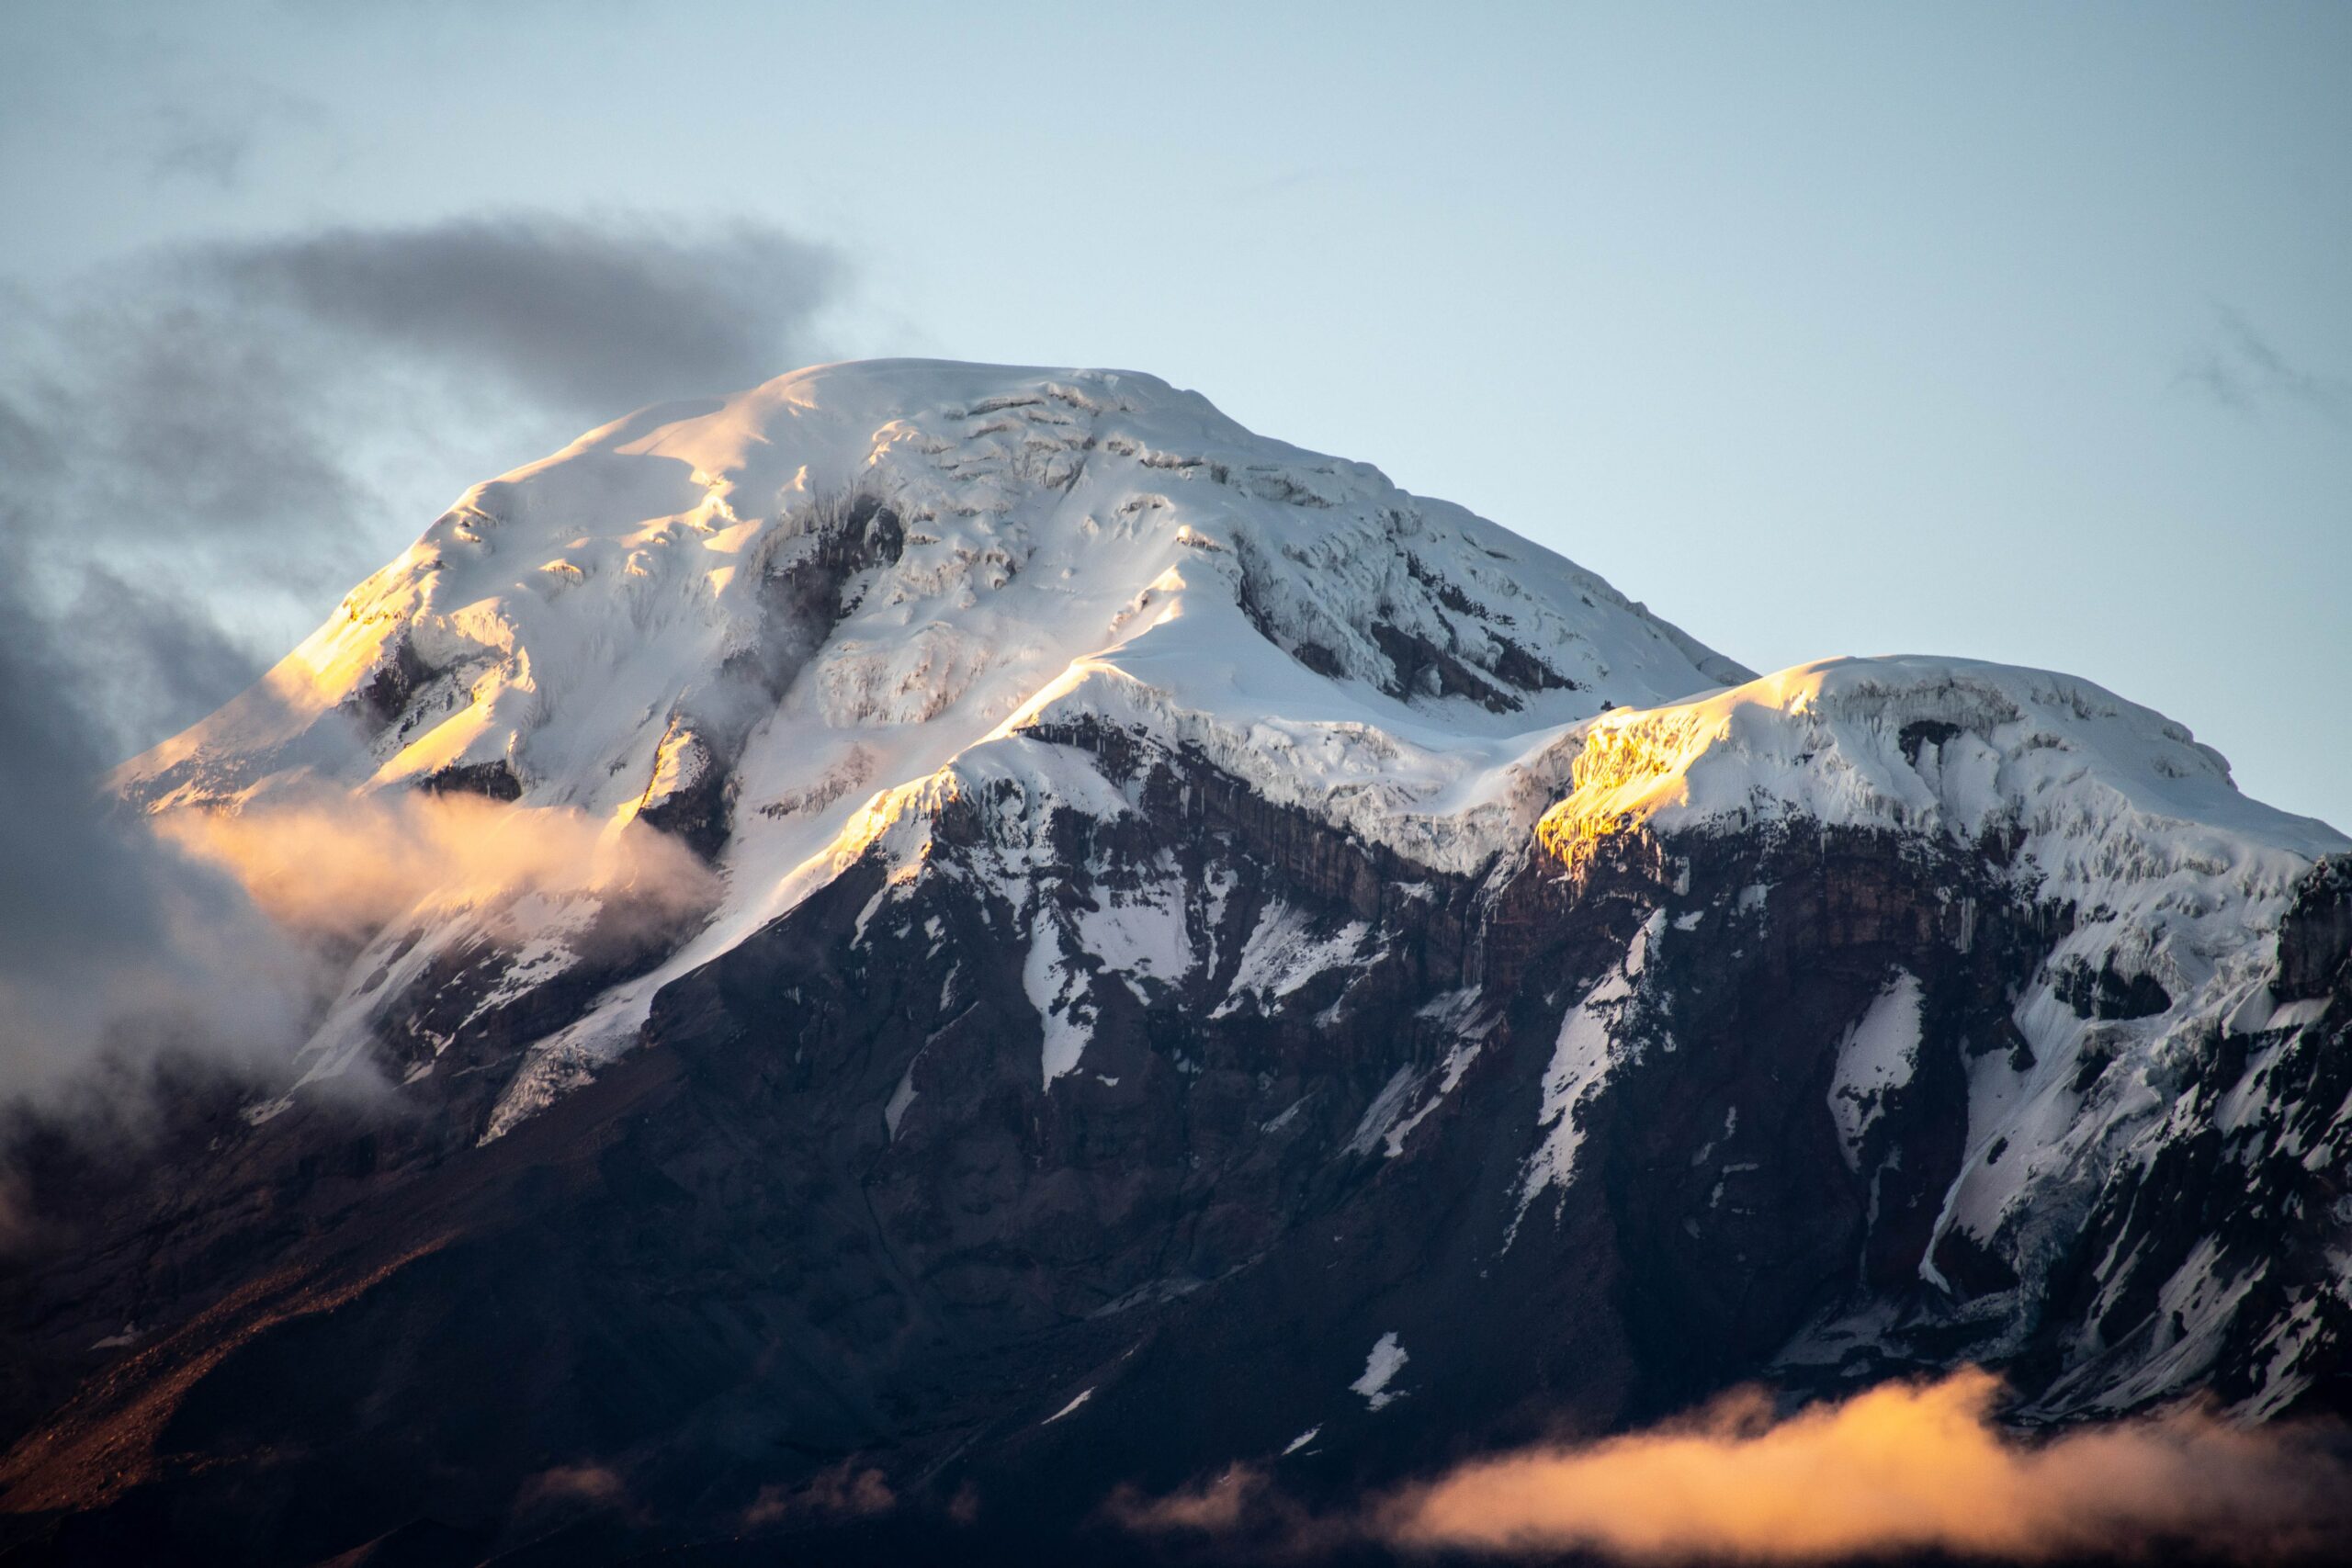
[{"xmin": 1, "ymin": 0, "xmax": 2346, "ymax": 829}]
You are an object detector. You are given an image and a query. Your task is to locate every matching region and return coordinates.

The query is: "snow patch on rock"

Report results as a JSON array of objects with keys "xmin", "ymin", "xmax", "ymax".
[
  {"xmin": 1828, "ymin": 972, "xmax": 1924, "ymax": 1170},
  {"xmin": 1350, "ymin": 1332, "xmax": 1409, "ymax": 1410},
  {"xmin": 1517, "ymin": 908, "xmax": 1668, "ymax": 1227},
  {"xmin": 1216, "ymin": 902, "xmax": 1371, "ymax": 1019}
]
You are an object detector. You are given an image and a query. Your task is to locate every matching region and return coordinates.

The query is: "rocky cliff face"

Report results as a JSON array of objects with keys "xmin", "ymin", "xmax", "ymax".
[{"xmin": 3, "ymin": 362, "xmax": 2346, "ymax": 1566}]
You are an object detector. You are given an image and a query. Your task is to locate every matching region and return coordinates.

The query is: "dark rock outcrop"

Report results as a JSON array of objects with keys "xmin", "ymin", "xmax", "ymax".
[
  {"xmin": 2278, "ymin": 853, "xmax": 2352, "ymax": 1001},
  {"xmin": 419, "ymin": 759, "xmax": 523, "ymax": 802}
]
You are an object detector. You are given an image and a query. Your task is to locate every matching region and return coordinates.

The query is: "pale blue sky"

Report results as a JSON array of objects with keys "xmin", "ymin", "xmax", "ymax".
[{"xmin": 4, "ymin": 1, "xmax": 2346, "ymax": 828}]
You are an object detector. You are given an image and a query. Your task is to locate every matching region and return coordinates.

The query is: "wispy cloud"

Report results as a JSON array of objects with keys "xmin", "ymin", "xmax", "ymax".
[
  {"xmin": 2177, "ymin": 303, "xmax": 2350, "ymax": 420},
  {"xmin": 140, "ymin": 89, "xmax": 330, "ymax": 188},
  {"xmin": 741, "ymin": 1461, "xmax": 897, "ymax": 1529}
]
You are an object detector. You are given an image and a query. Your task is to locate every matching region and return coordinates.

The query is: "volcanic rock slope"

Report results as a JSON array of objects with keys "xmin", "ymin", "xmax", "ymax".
[{"xmin": 6, "ymin": 359, "xmax": 2350, "ymax": 1565}]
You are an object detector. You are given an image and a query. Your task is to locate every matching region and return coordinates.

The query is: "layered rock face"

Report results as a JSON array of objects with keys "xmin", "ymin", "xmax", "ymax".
[{"xmin": 2, "ymin": 362, "xmax": 2346, "ymax": 1565}]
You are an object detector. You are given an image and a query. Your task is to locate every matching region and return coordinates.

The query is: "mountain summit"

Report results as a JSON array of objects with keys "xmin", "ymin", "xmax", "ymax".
[
  {"xmin": 12, "ymin": 360, "xmax": 2350, "ymax": 1565},
  {"xmin": 119, "ymin": 358, "xmax": 1751, "ymax": 1135}
]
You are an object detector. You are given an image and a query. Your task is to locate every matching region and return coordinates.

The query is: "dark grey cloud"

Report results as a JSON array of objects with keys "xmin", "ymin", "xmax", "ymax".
[
  {"xmin": 0, "ymin": 210, "xmax": 848, "ymax": 1114},
  {"xmin": 2177, "ymin": 303, "xmax": 2350, "ymax": 420},
  {"xmin": 0, "ymin": 529, "xmax": 311, "ymax": 1119},
  {"xmin": 3, "ymin": 288, "xmax": 376, "ymax": 619},
  {"xmin": 198, "ymin": 215, "xmax": 842, "ymax": 422}
]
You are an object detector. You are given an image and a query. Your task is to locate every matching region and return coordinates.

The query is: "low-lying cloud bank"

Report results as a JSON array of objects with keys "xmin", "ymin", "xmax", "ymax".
[{"xmin": 1114, "ymin": 1369, "xmax": 2352, "ymax": 1563}]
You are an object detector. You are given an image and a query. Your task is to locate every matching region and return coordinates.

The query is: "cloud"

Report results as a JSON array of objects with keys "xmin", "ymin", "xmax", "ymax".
[
  {"xmin": 742, "ymin": 1461, "xmax": 897, "ymax": 1528},
  {"xmin": 142, "ymin": 105, "xmax": 262, "ymax": 187},
  {"xmin": 2177, "ymin": 304, "xmax": 2350, "ymax": 421},
  {"xmin": 515, "ymin": 1461, "xmax": 629, "ymax": 1514},
  {"xmin": 0, "ymin": 746, "xmax": 719, "ymax": 1124},
  {"xmin": 1112, "ymin": 1369, "xmax": 2352, "ymax": 1564},
  {"xmin": 0, "ymin": 210, "xmax": 843, "ymax": 1118},
  {"xmin": 1105, "ymin": 1466, "xmax": 1265, "ymax": 1536},
  {"xmin": 160, "ymin": 791, "xmax": 719, "ymax": 948},
  {"xmin": 1380, "ymin": 1369, "xmax": 2350, "ymax": 1562},
  {"xmin": 199, "ymin": 214, "xmax": 842, "ymax": 422},
  {"xmin": 141, "ymin": 89, "xmax": 329, "ymax": 188},
  {"xmin": 0, "ymin": 537, "xmax": 318, "ymax": 1115}
]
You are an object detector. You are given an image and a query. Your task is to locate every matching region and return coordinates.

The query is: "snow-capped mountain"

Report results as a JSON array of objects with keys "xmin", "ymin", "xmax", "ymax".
[
  {"xmin": 118, "ymin": 359, "xmax": 1747, "ymax": 1137},
  {"xmin": 8, "ymin": 360, "xmax": 2347, "ymax": 1566}
]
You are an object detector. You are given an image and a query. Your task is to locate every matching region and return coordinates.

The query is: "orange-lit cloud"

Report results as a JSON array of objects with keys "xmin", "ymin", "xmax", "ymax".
[
  {"xmin": 515, "ymin": 1461, "xmax": 628, "ymax": 1512},
  {"xmin": 1105, "ymin": 1466, "xmax": 1264, "ymax": 1536},
  {"xmin": 0, "ymin": 788, "xmax": 717, "ymax": 1127},
  {"xmin": 158, "ymin": 790, "xmax": 717, "ymax": 943},
  {"xmin": 742, "ymin": 1461, "xmax": 896, "ymax": 1528},
  {"xmin": 1381, "ymin": 1369, "xmax": 2348, "ymax": 1562},
  {"xmin": 1114, "ymin": 1370, "xmax": 2352, "ymax": 1564}
]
